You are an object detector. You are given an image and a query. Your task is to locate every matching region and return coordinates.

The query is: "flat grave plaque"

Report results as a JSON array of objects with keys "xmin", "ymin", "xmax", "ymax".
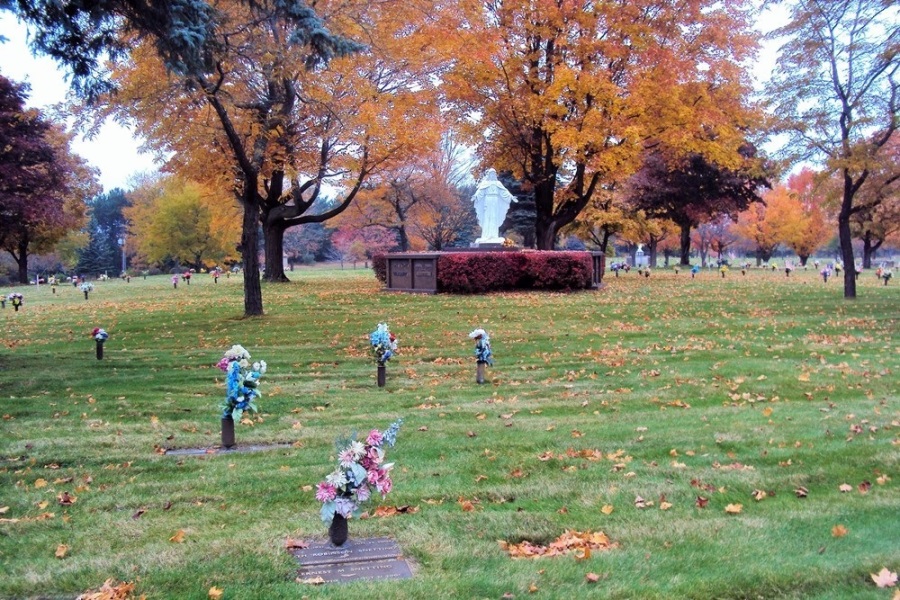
[
  {"xmin": 164, "ymin": 443, "xmax": 294, "ymax": 456},
  {"xmin": 291, "ymin": 537, "xmax": 413, "ymax": 584},
  {"xmin": 291, "ymin": 537, "xmax": 402, "ymax": 566},
  {"xmin": 299, "ymin": 558, "xmax": 412, "ymax": 583}
]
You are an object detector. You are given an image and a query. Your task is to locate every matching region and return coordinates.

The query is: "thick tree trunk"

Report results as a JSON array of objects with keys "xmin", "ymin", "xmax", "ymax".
[
  {"xmin": 861, "ymin": 231, "xmax": 880, "ymax": 269},
  {"xmin": 397, "ymin": 225, "xmax": 410, "ymax": 252},
  {"xmin": 648, "ymin": 237, "xmax": 658, "ymax": 268},
  {"xmin": 263, "ymin": 221, "xmax": 290, "ymax": 282},
  {"xmin": 241, "ymin": 189, "xmax": 264, "ymax": 316},
  {"xmin": 535, "ymin": 220, "xmax": 557, "ymax": 250},
  {"xmin": 12, "ymin": 235, "xmax": 29, "ymax": 284},
  {"xmin": 679, "ymin": 224, "xmax": 691, "ymax": 266},
  {"xmin": 838, "ymin": 174, "xmax": 857, "ymax": 298},
  {"xmin": 798, "ymin": 254, "xmax": 809, "ymax": 267},
  {"xmin": 838, "ymin": 211, "xmax": 856, "ymax": 298}
]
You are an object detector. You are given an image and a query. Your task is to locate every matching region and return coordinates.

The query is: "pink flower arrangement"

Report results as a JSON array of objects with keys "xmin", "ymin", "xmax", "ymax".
[{"xmin": 317, "ymin": 419, "xmax": 402, "ymax": 522}]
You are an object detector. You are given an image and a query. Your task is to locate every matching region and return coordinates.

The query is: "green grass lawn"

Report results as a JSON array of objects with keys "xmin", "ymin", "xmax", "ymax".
[{"xmin": 1, "ymin": 266, "xmax": 897, "ymax": 599}]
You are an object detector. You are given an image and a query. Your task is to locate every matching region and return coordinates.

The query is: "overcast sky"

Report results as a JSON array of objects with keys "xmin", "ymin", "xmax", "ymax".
[
  {"xmin": 0, "ymin": 5, "xmax": 788, "ymax": 193},
  {"xmin": 0, "ymin": 13, "xmax": 159, "ymax": 192}
]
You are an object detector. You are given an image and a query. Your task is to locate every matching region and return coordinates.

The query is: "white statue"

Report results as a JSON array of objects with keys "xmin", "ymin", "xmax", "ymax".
[{"xmin": 472, "ymin": 168, "xmax": 517, "ymax": 244}]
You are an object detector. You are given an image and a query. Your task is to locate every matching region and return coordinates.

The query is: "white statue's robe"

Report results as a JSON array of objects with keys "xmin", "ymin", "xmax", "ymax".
[{"xmin": 472, "ymin": 169, "xmax": 516, "ymax": 244}]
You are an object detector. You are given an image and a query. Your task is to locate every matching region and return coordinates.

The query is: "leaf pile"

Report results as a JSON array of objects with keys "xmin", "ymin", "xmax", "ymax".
[
  {"xmin": 499, "ymin": 530, "xmax": 617, "ymax": 559},
  {"xmin": 75, "ymin": 579, "xmax": 142, "ymax": 600}
]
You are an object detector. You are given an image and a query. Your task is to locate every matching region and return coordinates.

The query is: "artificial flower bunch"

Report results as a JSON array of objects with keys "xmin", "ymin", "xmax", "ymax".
[
  {"xmin": 92, "ymin": 328, "xmax": 109, "ymax": 341},
  {"xmin": 469, "ymin": 328, "xmax": 493, "ymax": 365},
  {"xmin": 7, "ymin": 292, "xmax": 23, "ymax": 307},
  {"xmin": 215, "ymin": 344, "xmax": 266, "ymax": 421},
  {"xmin": 80, "ymin": 282, "xmax": 94, "ymax": 293},
  {"xmin": 317, "ymin": 418, "xmax": 403, "ymax": 522},
  {"xmin": 370, "ymin": 323, "xmax": 398, "ymax": 364}
]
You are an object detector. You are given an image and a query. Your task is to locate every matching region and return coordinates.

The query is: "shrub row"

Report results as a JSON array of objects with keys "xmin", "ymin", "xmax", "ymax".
[{"xmin": 372, "ymin": 251, "xmax": 594, "ymax": 293}]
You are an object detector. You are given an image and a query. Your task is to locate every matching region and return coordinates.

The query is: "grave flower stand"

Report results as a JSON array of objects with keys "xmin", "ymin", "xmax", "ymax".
[
  {"xmin": 377, "ymin": 362, "xmax": 386, "ymax": 387},
  {"xmin": 221, "ymin": 415, "xmax": 235, "ymax": 448},
  {"xmin": 329, "ymin": 514, "xmax": 349, "ymax": 546},
  {"xmin": 476, "ymin": 361, "xmax": 486, "ymax": 384},
  {"xmin": 96, "ymin": 339, "xmax": 104, "ymax": 360}
]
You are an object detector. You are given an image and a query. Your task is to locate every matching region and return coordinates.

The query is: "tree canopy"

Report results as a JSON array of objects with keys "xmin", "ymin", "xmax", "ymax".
[{"xmin": 447, "ymin": 0, "xmax": 762, "ymax": 249}]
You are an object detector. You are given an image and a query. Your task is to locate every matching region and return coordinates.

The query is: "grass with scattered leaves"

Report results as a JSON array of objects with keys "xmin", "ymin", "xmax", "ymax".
[{"xmin": 0, "ymin": 266, "xmax": 897, "ymax": 600}]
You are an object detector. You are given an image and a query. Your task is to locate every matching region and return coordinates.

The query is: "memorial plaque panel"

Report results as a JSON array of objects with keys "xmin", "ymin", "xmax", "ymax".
[
  {"xmin": 388, "ymin": 259, "xmax": 412, "ymax": 290},
  {"xmin": 291, "ymin": 538, "xmax": 402, "ymax": 566},
  {"xmin": 164, "ymin": 443, "xmax": 293, "ymax": 456},
  {"xmin": 298, "ymin": 558, "xmax": 413, "ymax": 583},
  {"xmin": 412, "ymin": 259, "xmax": 437, "ymax": 291},
  {"xmin": 291, "ymin": 537, "xmax": 413, "ymax": 584}
]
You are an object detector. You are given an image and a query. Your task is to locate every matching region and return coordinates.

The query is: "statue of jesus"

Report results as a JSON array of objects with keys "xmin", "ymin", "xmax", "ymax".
[{"xmin": 472, "ymin": 168, "xmax": 517, "ymax": 244}]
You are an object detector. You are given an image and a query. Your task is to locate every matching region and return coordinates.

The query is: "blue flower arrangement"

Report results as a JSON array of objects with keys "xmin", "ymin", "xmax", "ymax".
[
  {"xmin": 216, "ymin": 345, "xmax": 266, "ymax": 421},
  {"xmin": 469, "ymin": 328, "xmax": 493, "ymax": 365},
  {"xmin": 370, "ymin": 323, "xmax": 398, "ymax": 364}
]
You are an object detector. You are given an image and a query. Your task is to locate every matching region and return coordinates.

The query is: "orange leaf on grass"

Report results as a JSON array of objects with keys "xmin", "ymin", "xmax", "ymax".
[
  {"xmin": 75, "ymin": 578, "xmax": 137, "ymax": 600},
  {"xmin": 284, "ymin": 538, "xmax": 308, "ymax": 549},
  {"xmin": 725, "ymin": 504, "xmax": 743, "ymax": 514},
  {"xmin": 372, "ymin": 505, "xmax": 419, "ymax": 518},
  {"xmin": 586, "ymin": 572, "xmax": 601, "ymax": 583},
  {"xmin": 500, "ymin": 530, "xmax": 616, "ymax": 559},
  {"xmin": 458, "ymin": 497, "xmax": 477, "ymax": 512},
  {"xmin": 169, "ymin": 530, "xmax": 185, "ymax": 543},
  {"xmin": 831, "ymin": 525, "xmax": 848, "ymax": 537},
  {"xmin": 208, "ymin": 587, "xmax": 224, "ymax": 600},
  {"xmin": 601, "ymin": 504, "xmax": 614, "ymax": 515},
  {"xmin": 55, "ymin": 544, "xmax": 68, "ymax": 558}
]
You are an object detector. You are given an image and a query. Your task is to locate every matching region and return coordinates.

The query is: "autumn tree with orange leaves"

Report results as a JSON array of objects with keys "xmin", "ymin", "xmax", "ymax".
[
  {"xmin": 76, "ymin": 0, "xmax": 447, "ymax": 314},
  {"xmin": 447, "ymin": 0, "xmax": 762, "ymax": 250},
  {"xmin": 782, "ymin": 169, "xmax": 830, "ymax": 266},
  {"xmin": 732, "ymin": 184, "xmax": 811, "ymax": 266}
]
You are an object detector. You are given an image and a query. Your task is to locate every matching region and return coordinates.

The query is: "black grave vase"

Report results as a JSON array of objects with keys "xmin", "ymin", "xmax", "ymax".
[
  {"xmin": 329, "ymin": 514, "xmax": 349, "ymax": 546},
  {"xmin": 221, "ymin": 416, "xmax": 235, "ymax": 448},
  {"xmin": 476, "ymin": 361, "xmax": 486, "ymax": 384},
  {"xmin": 377, "ymin": 363, "xmax": 386, "ymax": 388},
  {"xmin": 96, "ymin": 340, "xmax": 104, "ymax": 360}
]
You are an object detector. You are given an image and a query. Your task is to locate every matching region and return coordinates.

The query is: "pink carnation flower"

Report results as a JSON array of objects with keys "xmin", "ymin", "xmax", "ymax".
[
  {"xmin": 366, "ymin": 429, "xmax": 384, "ymax": 446},
  {"xmin": 315, "ymin": 482, "xmax": 337, "ymax": 503},
  {"xmin": 367, "ymin": 446, "xmax": 383, "ymax": 465},
  {"xmin": 376, "ymin": 476, "xmax": 392, "ymax": 495},
  {"xmin": 216, "ymin": 357, "xmax": 231, "ymax": 372},
  {"xmin": 367, "ymin": 469, "xmax": 380, "ymax": 484}
]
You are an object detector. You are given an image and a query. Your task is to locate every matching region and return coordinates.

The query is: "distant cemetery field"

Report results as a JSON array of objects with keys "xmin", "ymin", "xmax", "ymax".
[{"xmin": 0, "ymin": 268, "xmax": 897, "ymax": 599}]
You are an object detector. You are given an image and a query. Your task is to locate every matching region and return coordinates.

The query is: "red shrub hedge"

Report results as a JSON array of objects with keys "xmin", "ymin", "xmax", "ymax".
[{"xmin": 437, "ymin": 251, "xmax": 593, "ymax": 293}]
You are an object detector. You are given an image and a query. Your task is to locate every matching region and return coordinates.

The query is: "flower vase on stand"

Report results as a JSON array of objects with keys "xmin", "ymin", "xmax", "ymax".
[
  {"xmin": 476, "ymin": 361, "xmax": 486, "ymax": 384},
  {"xmin": 221, "ymin": 416, "xmax": 235, "ymax": 448},
  {"xmin": 96, "ymin": 340, "xmax": 104, "ymax": 360},
  {"xmin": 329, "ymin": 513, "xmax": 349, "ymax": 546},
  {"xmin": 377, "ymin": 362, "xmax": 386, "ymax": 387}
]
